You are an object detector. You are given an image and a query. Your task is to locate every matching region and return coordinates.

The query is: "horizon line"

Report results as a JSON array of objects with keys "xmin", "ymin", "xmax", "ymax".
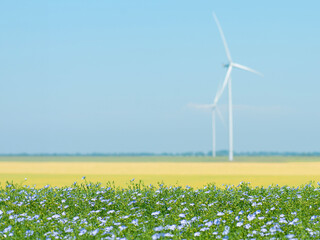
[{"xmin": 0, "ymin": 151, "xmax": 319, "ymax": 157}]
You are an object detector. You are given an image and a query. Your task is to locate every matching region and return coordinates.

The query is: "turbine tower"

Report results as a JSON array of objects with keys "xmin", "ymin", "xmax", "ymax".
[{"xmin": 213, "ymin": 12, "xmax": 263, "ymax": 161}]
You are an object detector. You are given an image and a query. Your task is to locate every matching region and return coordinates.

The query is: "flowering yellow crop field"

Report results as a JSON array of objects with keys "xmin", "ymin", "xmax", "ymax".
[{"xmin": 1, "ymin": 160, "xmax": 320, "ymax": 187}]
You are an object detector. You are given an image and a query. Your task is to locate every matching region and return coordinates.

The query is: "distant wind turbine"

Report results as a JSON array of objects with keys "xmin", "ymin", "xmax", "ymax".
[
  {"xmin": 213, "ymin": 12, "xmax": 263, "ymax": 161},
  {"xmin": 190, "ymin": 85, "xmax": 226, "ymax": 158}
]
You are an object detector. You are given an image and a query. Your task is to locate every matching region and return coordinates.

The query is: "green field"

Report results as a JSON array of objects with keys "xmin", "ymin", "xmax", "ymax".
[
  {"xmin": 2, "ymin": 181, "xmax": 320, "ymax": 239},
  {"xmin": 1, "ymin": 156, "xmax": 320, "ymax": 188}
]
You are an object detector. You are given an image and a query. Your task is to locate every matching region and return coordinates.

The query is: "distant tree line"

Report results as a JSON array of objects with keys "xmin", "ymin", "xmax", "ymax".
[{"xmin": 0, "ymin": 151, "xmax": 320, "ymax": 157}]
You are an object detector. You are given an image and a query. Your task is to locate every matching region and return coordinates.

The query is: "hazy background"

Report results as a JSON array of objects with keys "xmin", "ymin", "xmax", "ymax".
[{"xmin": 0, "ymin": 1, "xmax": 319, "ymax": 154}]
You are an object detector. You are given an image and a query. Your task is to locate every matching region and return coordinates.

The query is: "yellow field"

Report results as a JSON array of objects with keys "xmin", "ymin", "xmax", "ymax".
[{"xmin": 1, "ymin": 161, "xmax": 320, "ymax": 188}]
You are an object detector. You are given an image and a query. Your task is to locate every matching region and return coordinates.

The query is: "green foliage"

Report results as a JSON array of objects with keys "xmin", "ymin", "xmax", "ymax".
[{"xmin": 0, "ymin": 181, "xmax": 319, "ymax": 239}]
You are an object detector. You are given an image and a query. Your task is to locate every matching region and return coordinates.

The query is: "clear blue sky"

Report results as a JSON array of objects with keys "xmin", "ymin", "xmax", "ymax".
[{"xmin": 0, "ymin": 1, "xmax": 319, "ymax": 154}]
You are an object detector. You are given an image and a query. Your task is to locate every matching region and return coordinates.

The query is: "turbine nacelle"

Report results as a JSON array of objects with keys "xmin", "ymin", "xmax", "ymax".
[{"xmin": 222, "ymin": 63, "xmax": 230, "ymax": 68}]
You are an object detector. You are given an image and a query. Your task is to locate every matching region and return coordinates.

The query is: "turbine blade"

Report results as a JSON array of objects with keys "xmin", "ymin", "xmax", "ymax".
[
  {"xmin": 232, "ymin": 63, "xmax": 263, "ymax": 77},
  {"xmin": 188, "ymin": 103, "xmax": 215, "ymax": 109},
  {"xmin": 212, "ymin": 82, "xmax": 222, "ymax": 103},
  {"xmin": 214, "ymin": 65, "xmax": 232, "ymax": 105},
  {"xmin": 212, "ymin": 12, "xmax": 232, "ymax": 62},
  {"xmin": 216, "ymin": 106, "xmax": 227, "ymax": 129}
]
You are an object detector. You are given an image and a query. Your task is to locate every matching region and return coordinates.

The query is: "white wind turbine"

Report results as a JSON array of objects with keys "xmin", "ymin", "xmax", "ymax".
[
  {"xmin": 190, "ymin": 85, "xmax": 226, "ymax": 158},
  {"xmin": 213, "ymin": 12, "xmax": 263, "ymax": 161}
]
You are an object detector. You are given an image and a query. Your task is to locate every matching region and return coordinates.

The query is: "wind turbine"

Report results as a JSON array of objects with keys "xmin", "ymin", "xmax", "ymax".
[
  {"xmin": 212, "ymin": 12, "xmax": 263, "ymax": 161},
  {"xmin": 190, "ymin": 85, "xmax": 226, "ymax": 158}
]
